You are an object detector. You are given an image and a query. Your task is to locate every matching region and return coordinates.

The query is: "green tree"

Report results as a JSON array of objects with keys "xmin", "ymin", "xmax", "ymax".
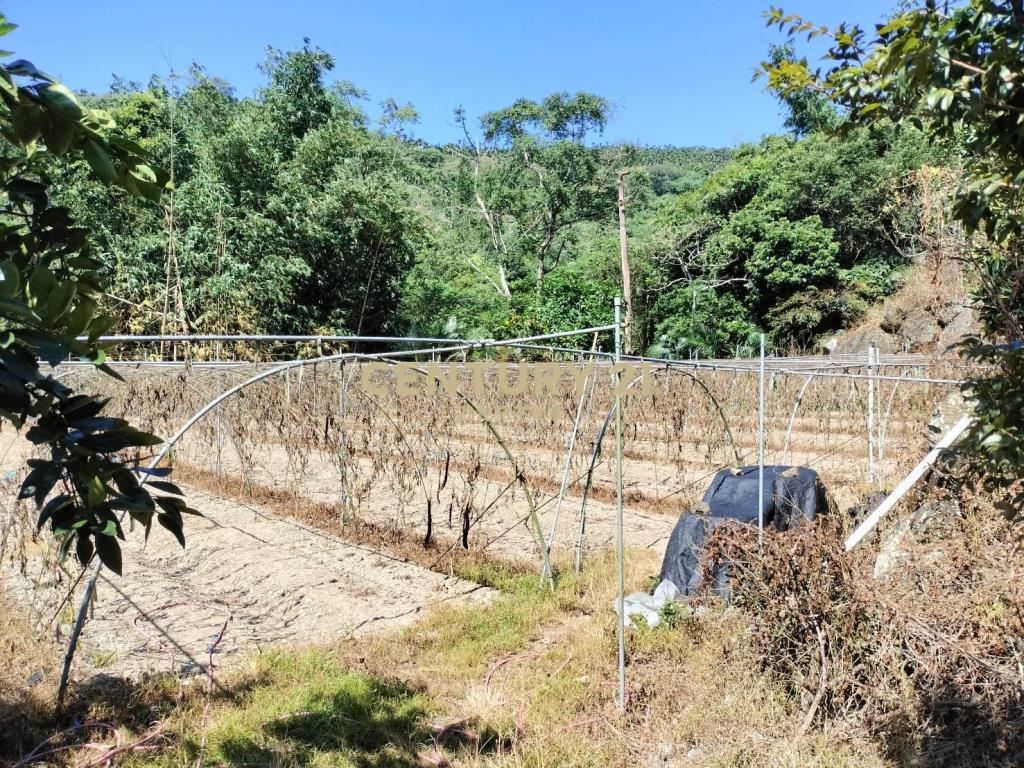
[
  {"xmin": 0, "ymin": 17, "xmax": 191, "ymax": 576},
  {"xmin": 652, "ymin": 126, "xmax": 936, "ymax": 348},
  {"xmin": 767, "ymin": 44, "xmax": 841, "ymax": 136},
  {"xmin": 52, "ymin": 48, "xmax": 424, "ymax": 338},
  {"xmin": 760, "ymin": 0, "xmax": 1024, "ymax": 480},
  {"xmin": 456, "ymin": 92, "xmax": 615, "ymax": 298}
]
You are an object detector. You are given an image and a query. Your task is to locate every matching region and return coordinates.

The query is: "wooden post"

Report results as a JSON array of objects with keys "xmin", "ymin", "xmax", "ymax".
[{"xmin": 616, "ymin": 171, "xmax": 634, "ymax": 355}]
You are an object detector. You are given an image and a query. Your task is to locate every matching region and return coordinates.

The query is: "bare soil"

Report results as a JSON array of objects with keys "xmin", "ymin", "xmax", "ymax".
[{"xmin": 0, "ymin": 431, "xmax": 492, "ymax": 681}]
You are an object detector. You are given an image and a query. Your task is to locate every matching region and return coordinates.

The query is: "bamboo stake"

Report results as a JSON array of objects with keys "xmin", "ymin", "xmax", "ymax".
[{"xmin": 540, "ymin": 367, "xmax": 595, "ymax": 586}]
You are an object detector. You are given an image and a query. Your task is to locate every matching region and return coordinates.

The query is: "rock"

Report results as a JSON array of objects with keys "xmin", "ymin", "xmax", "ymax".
[
  {"xmin": 874, "ymin": 498, "xmax": 961, "ymax": 578},
  {"xmin": 911, "ymin": 498, "xmax": 961, "ymax": 538},
  {"xmin": 834, "ymin": 327, "xmax": 899, "ymax": 354},
  {"xmin": 819, "ymin": 335, "xmax": 841, "ymax": 354},
  {"xmin": 874, "ymin": 514, "xmax": 914, "ymax": 578},
  {"xmin": 939, "ymin": 301, "xmax": 970, "ymax": 327},
  {"xmin": 926, "ymin": 390, "xmax": 971, "ymax": 447},
  {"xmin": 937, "ymin": 306, "xmax": 976, "ymax": 354},
  {"xmin": 880, "ymin": 303, "xmax": 908, "ymax": 334},
  {"xmin": 898, "ymin": 308, "xmax": 940, "ymax": 349}
]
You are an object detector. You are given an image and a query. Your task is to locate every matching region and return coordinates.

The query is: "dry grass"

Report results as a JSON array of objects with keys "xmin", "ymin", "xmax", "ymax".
[
  {"xmin": 706, "ymin": 482, "xmax": 1024, "ymax": 767},
  {"xmin": 0, "ymin": 552, "xmax": 889, "ymax": 768},
  {"xmin": 0, "ymin": 577, "xmax": 61, "ymax": 760},
  {"xmin": 5, "ymin": 487, "xmax": 1017, "ymax": 766}
]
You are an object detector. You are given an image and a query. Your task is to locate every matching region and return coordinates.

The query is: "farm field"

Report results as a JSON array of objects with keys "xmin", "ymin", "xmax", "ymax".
[
  {"xmin": 1, "ymin": 353, "xmax": 960, "ymax": 680},
  {"xmin": 2, "ymin": 1, "xmax": 1023, "ymax": 764}
]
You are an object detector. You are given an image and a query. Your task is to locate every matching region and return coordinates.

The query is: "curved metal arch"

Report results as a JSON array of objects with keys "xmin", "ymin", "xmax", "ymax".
[
  {"xmin": 781, "ymin": 373, "xmax": 817, "ymax": 466},
  {"xmin": 572, "ymin": 364, "xmax": 742, "ymax": 571}
]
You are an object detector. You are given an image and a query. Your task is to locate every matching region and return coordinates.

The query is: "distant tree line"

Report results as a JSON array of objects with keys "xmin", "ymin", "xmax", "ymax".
[{"xmin": 46, "ymin": 42, "xmax": 948, "ymax": 354}]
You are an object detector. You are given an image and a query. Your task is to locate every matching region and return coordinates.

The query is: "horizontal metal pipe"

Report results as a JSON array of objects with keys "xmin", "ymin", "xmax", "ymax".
[
  {"xmin": 83, "ymin": 334, "xmax": 466, "ymax": 344},
  {"xmin": 82, "ymin": 327, "xmax": 615, "ymax": 346}
]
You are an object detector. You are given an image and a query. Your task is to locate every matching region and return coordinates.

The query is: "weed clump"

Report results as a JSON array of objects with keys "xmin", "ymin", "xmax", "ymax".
[{"xmin": 704, "ymin": 493, "xmax": 1024, "ymax": 766}]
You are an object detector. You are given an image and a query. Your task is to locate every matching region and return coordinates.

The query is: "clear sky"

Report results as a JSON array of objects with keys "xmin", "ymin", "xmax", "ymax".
[{"xmin": 5, "ymin": 1, "xmax": 895, "ymax": 148}]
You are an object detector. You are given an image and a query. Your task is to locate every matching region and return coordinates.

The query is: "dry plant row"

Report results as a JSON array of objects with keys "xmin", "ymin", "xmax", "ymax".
[{"xmin": 42, "ymin": 358, "xmax": 958, "ymax": 559}]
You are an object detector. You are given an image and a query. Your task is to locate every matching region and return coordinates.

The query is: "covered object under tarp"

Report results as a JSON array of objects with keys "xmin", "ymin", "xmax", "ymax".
[{"xmin": 658, "ymin": 465, "xmax": 831, "ymax": 597}]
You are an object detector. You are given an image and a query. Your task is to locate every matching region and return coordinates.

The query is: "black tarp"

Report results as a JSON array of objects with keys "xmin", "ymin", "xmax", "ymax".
[{"xmin": 658, "ymin": 465, "xmax": 830, "ymax": 597}]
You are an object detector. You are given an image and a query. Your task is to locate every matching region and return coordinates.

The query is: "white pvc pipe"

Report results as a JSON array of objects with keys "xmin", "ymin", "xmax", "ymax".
[{"xmin": 844, "ymin": 414, "xmax": 972, "ymax": 551}]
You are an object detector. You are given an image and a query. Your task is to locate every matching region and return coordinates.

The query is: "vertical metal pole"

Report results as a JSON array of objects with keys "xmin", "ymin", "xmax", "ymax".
[
  {"xmin": 867, "ymin": 344, "xmax": 875, "ymax": 486},
  {"xmin": 757, "ymin": 333, "xmax": 766, "ymax": 547},
  {"xmin": 338, "ymin": 361, "xmax": 348, "ymax": 510},
  {"xmin": 614, "ymin": 297, "xmax": 626, "ymax": 713},
  {"xmin": 215, "ymin": 341, "xmax": 223, "ymax": 481}
]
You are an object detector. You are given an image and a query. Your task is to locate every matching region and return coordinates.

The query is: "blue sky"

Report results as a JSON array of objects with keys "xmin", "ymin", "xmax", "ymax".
[{"xmin": 6, "ymin": 1, "xmax": 895, "ymax": 147}]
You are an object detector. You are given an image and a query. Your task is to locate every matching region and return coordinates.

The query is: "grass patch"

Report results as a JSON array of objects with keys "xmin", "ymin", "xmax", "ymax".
[{"xmin": 143, "ymin": 650, "xmax": 433, "ymax": 768}]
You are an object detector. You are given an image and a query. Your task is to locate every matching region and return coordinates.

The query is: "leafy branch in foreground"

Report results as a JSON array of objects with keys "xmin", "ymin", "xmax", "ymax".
[
  {"xmin": 0, "ymin": 15, "xmax": 193, "ymax": 574},
  {"xmin": 760, "ymin": 0, "xmax": 1024, "ymax": 486}
]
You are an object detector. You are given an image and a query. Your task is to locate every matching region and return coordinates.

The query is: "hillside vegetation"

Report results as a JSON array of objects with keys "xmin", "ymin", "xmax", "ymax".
[{"xmin": 46, "ymin": 47, "xmax": 951, "ymax": 353}]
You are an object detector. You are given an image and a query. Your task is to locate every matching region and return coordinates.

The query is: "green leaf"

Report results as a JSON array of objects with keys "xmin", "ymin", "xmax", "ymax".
[
  {"xmin": 25, "ymin": 267, "xmax": 55, "ymax": 309},
  {"xmin": 59, "ymin": 394, "xmax": 108, "ymax": 420},
  {"xmin": 6, "ymin": 59, "xmax": 49, "ymax": 80},
  {"xmin": 42, "ymin": 118, "xmax": 75, "ymax": 155},
  {"xmin": 0, "ymin": 261, "xmax": 20, "ymax": 299},
  {"xmin": 148, "ymin": 480, "xmax": 184, "ymax": 496},
  {"xmin": 83, "ymin": 139, "xmax": 118, "ymax": 184},
  {"xmin": 44, "ymin": 280, "xmax": 76, "ymax": 323},
  {"xmin": 0, "ymin": 297, "xmax": 39, "ymax": 322},
  {"xmin": 19, "ymin": 461, "xmax": 58, "ymax": 506},
  {"xmin": 11, "ymin": 102, "xmax": 41, "ymax": 143},
  {"xmin": 38, "ymin": 82, "xmax": 82, "ymax": 121},
  {"xmin": 37, "ymin": 493, "xmax": 73, "ymax": 528},
  {"xmin": 87, "ymin": 475, "xmax": 105, "ymax": 508},
  {"xmin": 75, "ymin": 533, "xmax": 94, "ymax": 566},
  {"xmin": 94, "ymin": 533, "xmax": 122, "ymax": 575},
  {"xmin": 157, "ymin": 511, "xmax": 185, "ymax": 548},
  {"xmin": 63, "ymin": 301, "xmax": 95, "ymax": 338}
]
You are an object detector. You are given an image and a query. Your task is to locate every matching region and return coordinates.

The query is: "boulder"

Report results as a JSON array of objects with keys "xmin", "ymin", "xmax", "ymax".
[
  {"xmin": 880, "ymin": 302, "xmax": 908, "ymax": 334},
  {"xmin": 834, "ymin": 326, "xmax": 899, "ymax": 354},
  {"xmin": 938, "ymin": 301, "xmax": 971, "ymax": 327},
  {"xmin": 873, "ymin": 498, "xmax": 961, "ymax": 578},
  {"xmin": 937, "ymin": 306, "xmax": 976, "ymax": 354},
  {"xmin": 898, "ymin": 307, "xmax": 940, "ymax": 349},
  {"xmin": 911, "ymin": 498, "xmax": 961, "ymax": 538}
]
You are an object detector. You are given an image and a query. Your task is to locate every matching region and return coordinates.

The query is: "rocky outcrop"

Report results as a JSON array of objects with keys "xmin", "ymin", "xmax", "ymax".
[
  {"xmin": 937, "ymin": 301, "xmax": 975, "ymax": 353},
  {"xmin": 873, "ymin": 498, "xmax": 962, "ymax": 578},
  {"xmin": 926, "ymin": 390, "xmax": 972, "ymax": 447},
  {"xmin": 833, "ymin": 293, "xmax": 976, "ymax": 355},
  {"xmin": 834, "ymin": 326, "xmax": 899, "ymax": 354}
]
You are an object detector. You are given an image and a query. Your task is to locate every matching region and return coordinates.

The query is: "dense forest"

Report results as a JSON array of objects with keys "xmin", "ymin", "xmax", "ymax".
[{"xmin": 47, "ymin": 44, "xmax": 950, "ymax": 355}]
